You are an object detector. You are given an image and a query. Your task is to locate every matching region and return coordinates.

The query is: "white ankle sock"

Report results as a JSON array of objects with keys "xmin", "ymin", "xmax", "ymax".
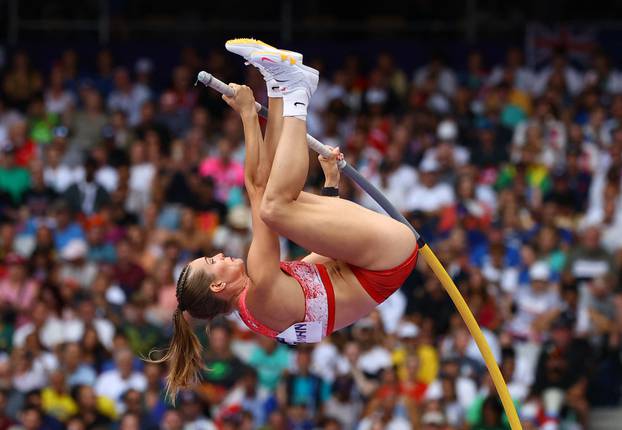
[
  {"xmin": 282, "ymin": 89, "xmax": 309, "ymax": 118},
  {"xmin": 266, "ymin": 79, "xmax": 282, "ymax": 98}
]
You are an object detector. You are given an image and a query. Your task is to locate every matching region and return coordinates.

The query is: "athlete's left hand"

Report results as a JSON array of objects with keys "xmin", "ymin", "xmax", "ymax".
[
  {"xmin": 222, "ymin": 83, "xmax": 256, "ymax": 116},
  {"xmin": 318, "ymin": 146, "xmax": 343, "ymax": 188}
]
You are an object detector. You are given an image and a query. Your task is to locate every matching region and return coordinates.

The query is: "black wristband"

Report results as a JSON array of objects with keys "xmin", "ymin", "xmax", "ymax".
[{"xmin": 321, "ymin": 186, "xmax": 339, "ymax": 197}]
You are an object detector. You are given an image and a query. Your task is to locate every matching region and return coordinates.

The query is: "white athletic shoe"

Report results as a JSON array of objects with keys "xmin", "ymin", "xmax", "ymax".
[
  {"xmin": 248, "ymin": 51, "xmax": 319, "ymax": 98},
  {"xmin": 225, "ymin": 38, "xmax": 303, "ymax": 82}
]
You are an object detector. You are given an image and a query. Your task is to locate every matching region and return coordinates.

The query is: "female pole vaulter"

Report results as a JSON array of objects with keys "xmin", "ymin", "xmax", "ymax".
[{"xmin": 154, "ymin": 44, "xmax": 419, "ymax": 399}]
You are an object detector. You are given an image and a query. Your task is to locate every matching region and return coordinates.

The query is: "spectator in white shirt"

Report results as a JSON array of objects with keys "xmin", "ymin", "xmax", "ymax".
[
  {"xmin": 583, "ymin": 50, "xmax": 622, "ymax": 95},
  {"xmin": 358, "ymin": 144, "xmax": 418, "ymax": 214},
  {"xmin": 512, "ymin": 98, "xmax": 567, "ymax": 166},
  {"xmin": 63, "ymin": 292, "xmax": 115, "ymax": 349},
  {"xmin": 405, "ymin": 157, "xmax": 455, "ymax": 214},
  {"xmin": 45, "ymin": 65, "xmax": 75, "ymax": 115},
  {"xmin": 126, "ymin": 141, "xmax": 155, "ymax": 215},
  {"xmin": 487, "ymin": 47, "xmax": 535, "ymax": 93},
  {"xmin": 95, "ymin": 348, "xmax": 147, "ymax": 412},
  {"xmin": 108, "ymin": 67, "xmax": 151, "ymax": 127},
  {"xmin": 532, "ymin": 50, "xmax": 584, "ymax": 96},
  {"xmin": 508, "ymin": 262, "xmax": 561, "ymax": 341},
  {"xmin": 414, "ymin": 53, "xmax": 458, "ymax": 97},
  {"xmin": 43, "ymin": 143, "xmax": 84, "ymax": 193},
  {"xmin": 178, "ymin": 391, "xmax": 217, "ymax": 430}
]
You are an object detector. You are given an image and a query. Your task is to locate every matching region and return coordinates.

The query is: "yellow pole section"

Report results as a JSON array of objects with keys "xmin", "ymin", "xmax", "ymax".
[{"xmin": 419, "ymin": 244, "xmax": 522, "ymax": 430}]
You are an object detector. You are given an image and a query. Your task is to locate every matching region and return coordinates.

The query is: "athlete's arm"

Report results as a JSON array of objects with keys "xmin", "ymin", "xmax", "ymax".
[{"xmin": 223, "ymin": 84, "xmax": 280, "ymax": 281}]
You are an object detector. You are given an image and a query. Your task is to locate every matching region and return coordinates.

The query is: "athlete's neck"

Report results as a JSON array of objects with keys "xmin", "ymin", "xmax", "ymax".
[{"xmin": 232, "ymin": 275, "xmax": 252, "ymax": 311}]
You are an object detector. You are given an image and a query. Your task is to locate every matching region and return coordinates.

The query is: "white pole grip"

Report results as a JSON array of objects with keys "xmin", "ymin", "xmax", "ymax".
[{"xmin": 196, "ymin": 71, "xmax": 263, "ymax": 113}]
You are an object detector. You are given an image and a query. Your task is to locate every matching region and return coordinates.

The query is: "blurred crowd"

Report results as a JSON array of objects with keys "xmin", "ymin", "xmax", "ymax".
[{"xmin": 0, "ymin": 43, "xmax": 622, "ymax": 430}]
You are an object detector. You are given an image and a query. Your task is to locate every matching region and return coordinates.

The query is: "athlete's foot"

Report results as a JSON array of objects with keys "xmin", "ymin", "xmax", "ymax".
[
  {"xmin": 249, "ymin": 51, "xmax": 318, "ymax": 96},
  {"xmin": 225, "ymin": 38, "xmax": 303, "ymax": 97},
  {"xmin": 249, "ymin": 51, "xmax": 318, "ymax": 118}
]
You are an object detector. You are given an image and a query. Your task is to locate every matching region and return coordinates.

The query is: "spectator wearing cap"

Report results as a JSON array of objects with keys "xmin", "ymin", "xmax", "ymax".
[
  {"xmin": 58, "ymin": 239, "xmax": 97, "ymax": 289},
  {"xmin": 211, "ymin": 205, "xmax": 252, "ymax": 259},
  {"xmin": 427, "ymin": 119, "xmax": 470, "ymax": 181},
  {"xmin": 0, "ymin": 145, "xmax": 30, "ymax": 205},
  {"xmin": 508, "ymin": 261, "xmax": 561, "ymax": 342},
  {"xmin": 405, "ymin": 157, "xmax": 455, "ymax": 225},
  {"xmin": 94, "ymin": 348, "xmax": 147, "ymax": 413},
  {"xmin": 62, "ymin": 156, "xmax": 111, "ymax": 216},
  {"xmin": 392, "ymin": 321, "xmax": 439, "ymax": 386}
]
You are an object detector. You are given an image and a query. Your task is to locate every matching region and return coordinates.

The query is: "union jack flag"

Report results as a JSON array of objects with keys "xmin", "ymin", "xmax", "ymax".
[{"xmin": 526, "ymin": 23, "xmax": 597, "ymax": 68}]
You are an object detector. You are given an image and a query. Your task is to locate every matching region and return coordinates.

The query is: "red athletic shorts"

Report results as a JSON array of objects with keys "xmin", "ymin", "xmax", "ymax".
[{"xmin": 347, "ymin": 243, "xmax": 419, "ymax": 303}]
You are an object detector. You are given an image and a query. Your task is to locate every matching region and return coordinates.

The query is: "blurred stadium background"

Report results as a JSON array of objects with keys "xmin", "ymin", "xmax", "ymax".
[{"xmin": 0, "ymin": 1, "xmax": 622, "ymax": 430}]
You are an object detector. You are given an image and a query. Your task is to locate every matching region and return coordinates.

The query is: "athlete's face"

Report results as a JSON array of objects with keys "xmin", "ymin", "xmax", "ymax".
[{"xmin": 189, "ymin": 253, "xmax": 246, "ymax": 301}]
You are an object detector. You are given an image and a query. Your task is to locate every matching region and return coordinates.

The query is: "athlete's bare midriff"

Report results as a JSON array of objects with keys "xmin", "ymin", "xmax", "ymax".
[{"xmin": 323, "ymin": 259, "xmax": 378, "ymax": 330}]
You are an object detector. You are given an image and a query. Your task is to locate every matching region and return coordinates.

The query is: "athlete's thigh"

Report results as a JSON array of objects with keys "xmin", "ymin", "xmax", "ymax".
[{"xmin": 277, "ymin": 195, "xmax": 416, "ymax": 270}]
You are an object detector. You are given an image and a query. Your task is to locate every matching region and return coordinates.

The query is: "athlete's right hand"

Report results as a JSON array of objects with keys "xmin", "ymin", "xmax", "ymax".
[
  {"xmin": 222, "ymin": 83, "xmax": 256, "ymax": 116},
  {"xmin": 318, "ymin": 146, "xmax": 343, "ymax": 188}
]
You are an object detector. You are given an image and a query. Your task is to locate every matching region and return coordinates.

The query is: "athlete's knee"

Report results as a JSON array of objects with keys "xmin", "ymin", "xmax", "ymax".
[{"xmin": 260, "ymin": 194, "xmax": 288, "ymax": 226}]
